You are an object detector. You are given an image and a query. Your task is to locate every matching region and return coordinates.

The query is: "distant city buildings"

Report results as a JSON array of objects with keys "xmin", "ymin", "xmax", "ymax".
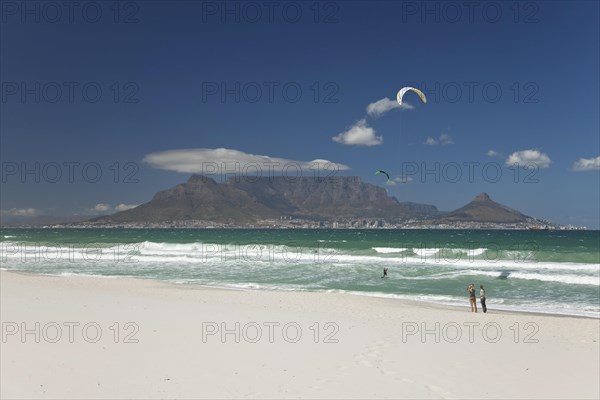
[{"xmin": 22, "ymin": 217, "xmax": 586, "ymax": 230}]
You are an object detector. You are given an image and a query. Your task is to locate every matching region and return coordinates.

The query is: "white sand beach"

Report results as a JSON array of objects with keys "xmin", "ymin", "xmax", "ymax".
[{"xmin": 1, "ymin": 270, "xmax": 598, "ymax": 399}]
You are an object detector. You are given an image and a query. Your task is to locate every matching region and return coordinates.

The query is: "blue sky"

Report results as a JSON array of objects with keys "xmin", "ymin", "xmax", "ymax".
[{"xmin": 1, "ymin": 1, "xmax": 599, "ymax": 227}]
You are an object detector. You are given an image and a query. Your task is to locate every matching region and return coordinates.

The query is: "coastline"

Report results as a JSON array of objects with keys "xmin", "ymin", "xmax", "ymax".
[
  {"xmin": 4, "ymin": 269, "xmax": 598, "ymax": 320},
  {"xmin": 2, "ymin": 270, "xmax": 599, "ymax": 399},
  {"xmin": 3, "ymin": 224, "xmax": 590, "ymax": 230},
  {"xmin": 3, "ymin": 267, "xmax": 600, "ymax": 319}
]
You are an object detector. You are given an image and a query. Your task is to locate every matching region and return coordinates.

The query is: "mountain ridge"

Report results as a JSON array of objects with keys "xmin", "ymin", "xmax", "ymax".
[
  {"xmin": 2, "ymin": 177, "xmax": 544, "ymax": 227},
  {"xmin": 434, "ymin": 192, "xmax": 530, "ymax": 223},
  {"xmin": 94, "ymin": 175, "xmax": 440, "ymax": 224}
]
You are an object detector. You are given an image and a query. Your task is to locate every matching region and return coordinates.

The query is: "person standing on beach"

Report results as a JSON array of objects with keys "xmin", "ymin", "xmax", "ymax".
[
  {"xmin": 467, "ymin": 284, "xmax": 477, "ymax": 312},
  {"xmin": 480, "ymin": 284, "xmax": 487, "ymax": 313}
]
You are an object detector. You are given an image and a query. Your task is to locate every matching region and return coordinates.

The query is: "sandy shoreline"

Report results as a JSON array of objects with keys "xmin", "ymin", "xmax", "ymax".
[
  {"xmin": 3, "ymin": 269, "xmax": 597, "ymax": 320},
  {"xmin": 1, "ymin": 271, "xmax": 599, "ymax": 399}
]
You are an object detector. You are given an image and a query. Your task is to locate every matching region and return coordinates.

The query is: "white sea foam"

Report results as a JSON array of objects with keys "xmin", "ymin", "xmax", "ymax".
[
  {"xmin": 393, "ymin": 269, "xmax": 599, "ymax": 285},
  {"xmin": 332, "ymin": 252, "xmax": 600, "ymax": 272},
  {"xmin": 372, "ymin": 247, "xmax": 408, "ymax": 253},
  {"xmin": 467, "ymin": 248, "xmax": 487, "ymax": 257},
  {"xmin": 509, "ymin": 272, "xmax": 600, "ymax": 286},
  {"xmin": 3, "ymin": 241, "xmax": 599, "ymax": 275},
  {"xmin": 412, "ymin": 248, "xmax": 440, "ymax": 257},
  {"xmin": 383, "ymin": 247, "xmax": 491, "ymax": 259}
]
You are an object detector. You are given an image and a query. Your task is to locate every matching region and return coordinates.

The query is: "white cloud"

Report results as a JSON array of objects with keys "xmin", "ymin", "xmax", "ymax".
[
  {"xmin": 93, "ymin": 203, "xmax": 111, "ymax": 212},
  {"xmin": 570, "ymin": 156, "xmax": 600, "ymax": 171},
  {"xmin": 394, "ymin": 175, "xmax": 413, "ymax": 184},
  {"xmin": 332, "ymin": 119, "xmax": 383, "ymax": 146},
  {"xmin": 0, "ymin": 208, "xmax": 40, "ymax": 217},
  {"xmin": 424, "ymin": 134, "xmax": 453, "ymax": 146},
  {"xmin": 487, "ymin": 150, "xmax": 499, "ymax": 157},
  {"xmin": 439, "ymin": 134, "xmax": 454, "ymax": 145},
  {"xmin": 144, "ymin": 148, "xmax": 351, "ymax": 174},
  {"xmin": 85, "ymin": 203, "xmax": 140, "ymax": 215},
  {"xmin": 115, "ymin": 204, "xmax": 139, "ymax": 212},
  {"xmin": 385, "ymin": 175, "xmax": 413, "ymax": 186},
  {"xmin": 506, "ymin": 149, "xmax": 552, "ymax": 168},
  {"xmin": 366, "ymin": 97, "xmax": 413, "ymax": 117},
  {"xmin": 333, "ymin": 95, "xmax": 413, "ymax": 148}
]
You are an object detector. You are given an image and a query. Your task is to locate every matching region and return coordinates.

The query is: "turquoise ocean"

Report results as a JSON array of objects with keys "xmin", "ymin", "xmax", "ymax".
[{"xmin": 1, "ymin": 229, "xmax": 599, "ymax": 317}]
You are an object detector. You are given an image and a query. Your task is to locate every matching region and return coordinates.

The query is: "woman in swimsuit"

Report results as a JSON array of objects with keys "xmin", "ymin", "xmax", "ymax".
[{"xmin": 467, "ymin": 283, "xmax": 477, "ymax": 312}]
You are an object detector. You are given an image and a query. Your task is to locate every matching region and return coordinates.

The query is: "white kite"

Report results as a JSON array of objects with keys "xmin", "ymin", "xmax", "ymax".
[{"xmin": 396, "ymin": 87, "xmax": 427, "ymax": 106}]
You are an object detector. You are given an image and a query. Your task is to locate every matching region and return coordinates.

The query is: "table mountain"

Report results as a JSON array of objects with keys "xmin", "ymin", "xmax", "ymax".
[
  {"xmin": 227, "ymin": 176, "xmax": 437, "ymax": 219},
  {"xmin": 94, "ymin": 175, "xmax": 439, "ymax": 223}
]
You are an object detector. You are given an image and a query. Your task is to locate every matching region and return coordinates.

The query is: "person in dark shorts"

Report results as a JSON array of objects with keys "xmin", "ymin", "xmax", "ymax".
[
  {"xmin": 467, "ymin": 283, "xmax": 477, "ymax": 312},
  {"xmin": 480, "ymin": 284, "xmax": 487, "ymax": 313},
  {"xmin": 381, "ymin": 267, "xmax": 388, "ymax": 278}
]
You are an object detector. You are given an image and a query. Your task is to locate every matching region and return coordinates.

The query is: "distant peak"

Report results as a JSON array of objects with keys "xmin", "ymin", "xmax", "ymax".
[{"xmin": 473, "ymin": 192, "xmax": 491, "ymax": 202}]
